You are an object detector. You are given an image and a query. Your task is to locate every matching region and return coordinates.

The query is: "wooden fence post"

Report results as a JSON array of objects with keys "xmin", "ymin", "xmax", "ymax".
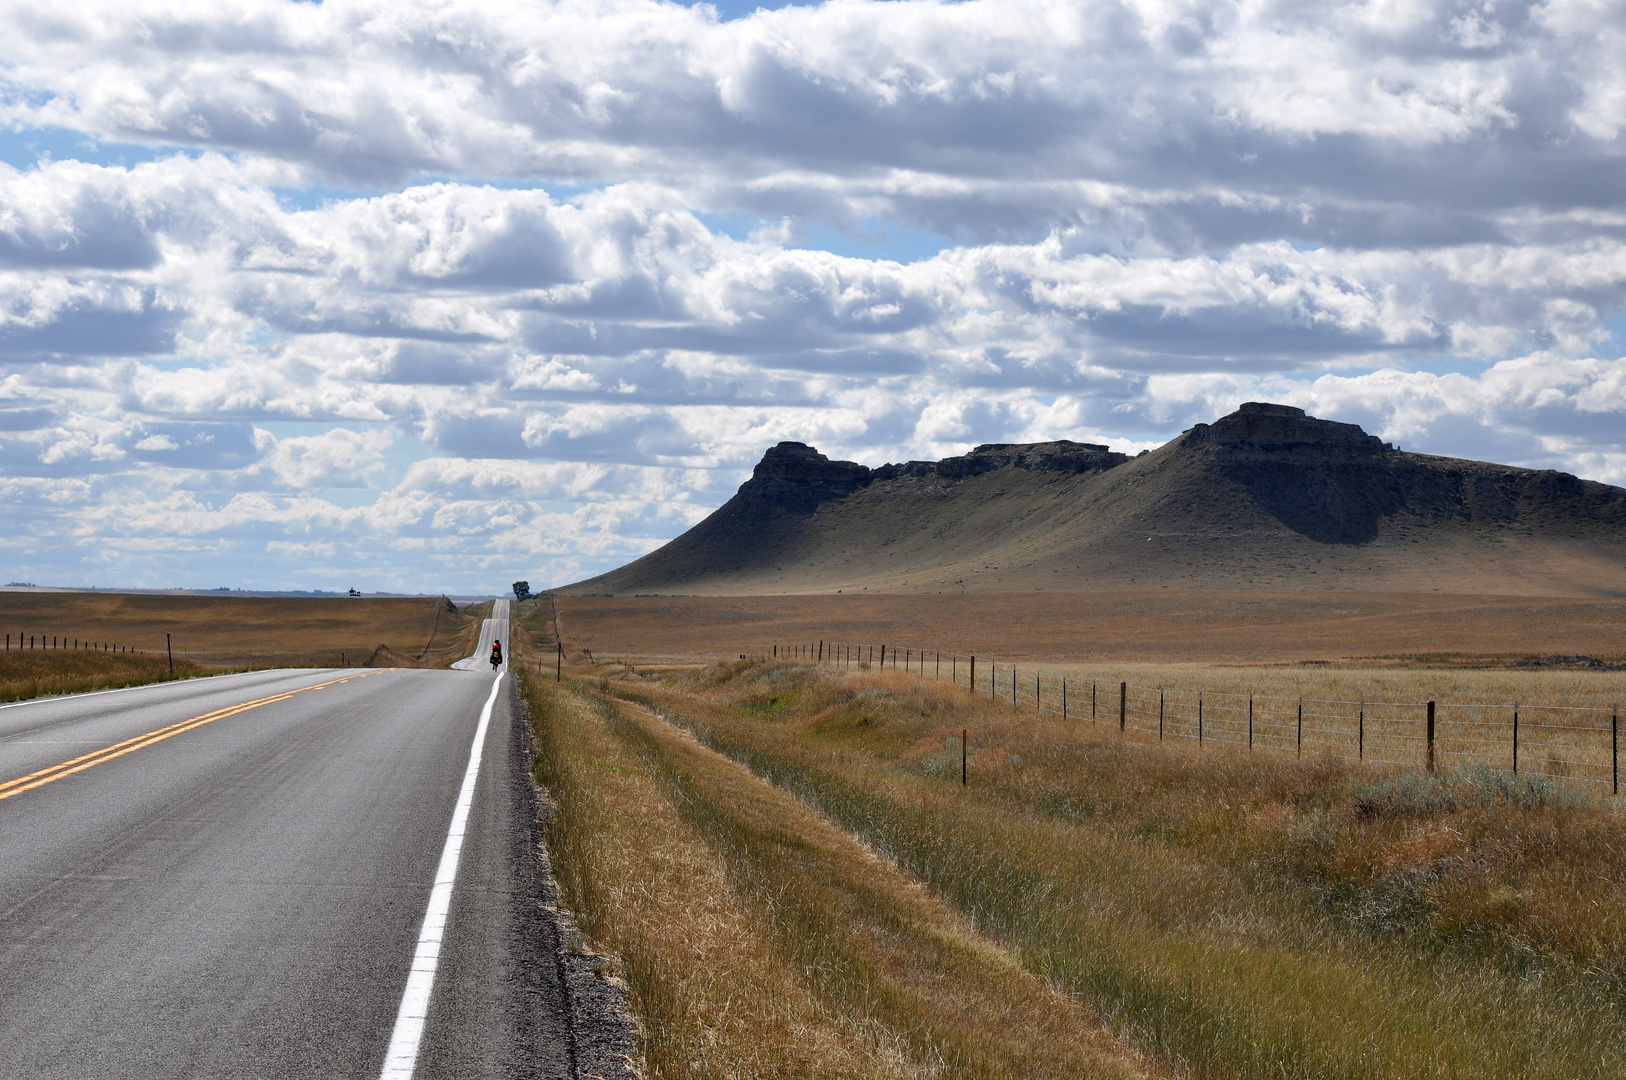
[
  {"xmin": 880, "ymin": 644, "xmax": 886, "ymax": 667},
  {"xmin": 1012, "ymin": 666, "xmax": 1017, "ymax": 707},
  {"xmin": 1119, "ymin": 682, "xmax": 1127, "ymax": 732},
  {"xmin": 1035, "ymin": 672, "xmax": 1040, "ymax": 713},
  {"xmin": 991, "ymin": 664, "xmax": 997, "ymax": 701},
  {"xmin": 1062, "ymin": 678, "xmax": 1067, "ymax": 722},
  {"xmin": 819, "ymin": 640, "xmax": 824, "ymax": 662},
  {"xmin": 1297, "ymin": 699, "xmax": 1302, "ymax": 756},
  {"xmin": 1158, "ymin": 690, "xmax": 1164, "ymax": 740},
  {"xmin": 968, "ymin": 656, "xmax": 974, "ymax": 694},
  {"xmin": 167, "ymin": 633, "xmax": 173, "ymax": 675},
  {"xmin": 556, "ymin": 641, "xmax": 562, "ymax": 682},
  {"xmin": 1426, "ymin": 701, "xmax": 1436, "ymax": 773},
  {"xmin": 1512, "ymin": 702, "xmax": 1519, "ymax": 774},
  {"xmin": 1248, "ymin": 694, "xmax": 1253, "ymax": 748},
  {"xmin": 1092, "ymin": 681, "xmax": 1097, "ymax": 720},
  {"xmin": 1198, "ymin": 691, "xmax": 1203, "ymax": 745},
  {"xmin": 962, "ymin": 728, "xmax": 968, "ymax": 786}
]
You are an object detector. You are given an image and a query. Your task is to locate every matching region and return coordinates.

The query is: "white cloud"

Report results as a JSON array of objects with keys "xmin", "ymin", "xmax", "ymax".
[{"xmin": 0, "ymin": 0, "xmax": 1624, "ymax": 591}]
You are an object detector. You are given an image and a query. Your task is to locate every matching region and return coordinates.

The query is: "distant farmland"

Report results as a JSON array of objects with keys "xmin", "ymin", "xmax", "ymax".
[{"xmin": 0, "ymin": 592, "xmax": 488, "ymax": 671}]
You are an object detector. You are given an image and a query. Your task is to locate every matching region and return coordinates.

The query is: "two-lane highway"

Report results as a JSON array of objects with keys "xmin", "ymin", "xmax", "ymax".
[{"xmin": 0, "ymin": 602, "xmax": 568, "ymax": 1078}]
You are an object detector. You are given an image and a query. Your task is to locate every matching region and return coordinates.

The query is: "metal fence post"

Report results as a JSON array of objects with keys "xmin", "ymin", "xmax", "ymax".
[
  {"xmin": 1062, "ymin": 678, "xmax": 1067, "ymax": 722},
  {"xmin": 1297, "ymin": 699, "xmax": 1302, "ymax": 756},
  {"xmin": 1198, "ymin": 691, "xmax": 1203, "ymax": 745},
  {"xmin": 1158, "ymin": 690, "xmax": 1164, "ymax": 740},
  {"xmin": 1119, "ymin": 682, "xmax": 1127, "ymax": 732},
  {"xmin": 1359, "ymin": 702, "xmax": 1364, "ymax": 760},
  {"xmin": 1512, "ymin": 702, "xmax": 1519, "ymax": 774},
  {"xmin": 1248, "ymin": 694, "xmax": 1253, "ymax": 749}
]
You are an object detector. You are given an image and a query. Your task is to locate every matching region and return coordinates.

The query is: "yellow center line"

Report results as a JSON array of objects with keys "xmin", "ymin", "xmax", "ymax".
[{"xmin": 0, "ymin": 670, "xmax": 388, "ymax": 803}]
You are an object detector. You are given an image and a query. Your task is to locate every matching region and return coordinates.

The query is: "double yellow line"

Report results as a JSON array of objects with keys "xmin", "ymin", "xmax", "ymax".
[{"xmin": 0, "ymin": 671, "xmax": 382, "ymax": 804}]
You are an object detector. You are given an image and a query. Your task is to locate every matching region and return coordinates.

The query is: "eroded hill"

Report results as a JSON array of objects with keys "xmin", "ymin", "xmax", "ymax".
[{"xmin": 567, "ymin": 403, "xmax": 1626, "ymax": 597}]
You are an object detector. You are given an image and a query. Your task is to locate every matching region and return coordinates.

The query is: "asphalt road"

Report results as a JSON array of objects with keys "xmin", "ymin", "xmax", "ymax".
[{"xmin": 0, "ymin": 635, "xmax": 571, "ymax": 1077}]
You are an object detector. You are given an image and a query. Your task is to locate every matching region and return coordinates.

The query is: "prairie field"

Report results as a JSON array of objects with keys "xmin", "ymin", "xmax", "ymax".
[
  {"xmin": 0, "ymin": 591, "xmax": 487, "ymax": 669},
  {"xmin": 0, "ymin": 591, "xmax": 490, "ymax": 701},
  {"xmin": 557, "ymin": 590, "xmax": 1626, "ymax": 665},
  {"xmin": 512, "ymin": 594, "xmax": 1626, "ymax": 1079},
  {"xmin": 0, "ymin": 650, "xmax": 215, "ymax": 704}
]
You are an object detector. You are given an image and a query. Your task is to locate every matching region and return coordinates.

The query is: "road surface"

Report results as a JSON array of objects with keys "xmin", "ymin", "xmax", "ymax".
[{"xmin": 0, "ymin": 601, "xmax": 573, "ymax": 1079}]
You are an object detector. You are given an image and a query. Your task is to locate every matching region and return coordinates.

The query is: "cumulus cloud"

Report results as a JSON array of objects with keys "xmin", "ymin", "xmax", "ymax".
[{"xmin": 0, "ymin": 0, "xmax": 1623, "ymax": 590}]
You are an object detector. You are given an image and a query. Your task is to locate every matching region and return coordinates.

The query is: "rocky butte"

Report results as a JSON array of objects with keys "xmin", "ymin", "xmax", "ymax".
[{"xmin": 567, "ymin": 403, "xmax": 1626, "ymax": 597}]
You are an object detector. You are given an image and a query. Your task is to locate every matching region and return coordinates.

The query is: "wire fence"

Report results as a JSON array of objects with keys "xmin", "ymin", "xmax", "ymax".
[{"xmin": 770, "ymin": 640, "xmax": 1623, "ymax": 794}]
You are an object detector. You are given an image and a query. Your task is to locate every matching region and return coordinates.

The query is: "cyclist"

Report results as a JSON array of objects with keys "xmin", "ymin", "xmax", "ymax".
[{"xmin": 490, "ymin": 640, "xmax": 503, "ymax": 670}]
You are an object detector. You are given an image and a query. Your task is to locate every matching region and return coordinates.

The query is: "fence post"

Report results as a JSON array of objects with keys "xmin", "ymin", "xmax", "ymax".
[
  {"xmin": 968, "ymin": 656, "xmax": 974, "ymax": 694},
  {"xmin": 991, "ymin": 664, "xmax": 996, "ymax": 701},
  {"xmin": 1359, "ymin": 703, "xmax": 1364, "ymax": 760},
  {"xmin": 1159, "ymin": 690, "xmax": 1164, "ymax": 740},
  {"xmin": 880, "ymin": 644, "xmax": 886, "ymax": 668},
  {"xmin": 1512, "ymin": 702, "xmax": 1518, "ymax": 774},
  {"xmin": 1426, "ymin": 701, "xmax": 1436, "ymax": 773},
  {"xmin": 937, "ymin": 651, "xmax": 941, "ymax": 678},
  {"xmin": 819, "ymin": 640, "xmax": 824, "ymax": 663},
  {"xmin": 962, "ymin": 728, "xmax": 968, "ymax": 786},
  {"xmin": 1062, "ymin": 678, "xmax": 1067, "ymax": 722},
  {"xmin": 1248, "ymin": 695, "xmax": 1253, "ymax": 748},
  {"xmin": 1012, "ymin": 666, "xmax": 1017, "ymax": 707},
  {"xmin": 1297, "ymin": 699, "xmax": 1302, "ymax": 756},
  {"xmin": 1119, "ymin": 682, "xmax": 1127, "ymax": 732},
  {"xmin": 557, "ymin": 641, "xmax": 563, "ymax": 682},
  {"xmin": 1092, "ymin": 681, "xmax": 1097, "ymax": 720},
  {"xmin": 167, "ymin": 633, "xmax": 173, "ymax": 674},
  {"xmin": 1198, "ymin": 692, "xmax": 1203, "ymax": 745},
  {"xmin": 1614, "ymin": 706, "xmax": 1618, "ymax": 796}
]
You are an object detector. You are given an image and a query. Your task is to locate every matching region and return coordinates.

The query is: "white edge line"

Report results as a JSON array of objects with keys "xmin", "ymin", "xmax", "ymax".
[
  {"xmin": 0, "ymin": 666, "xmax": 306, "ymax": 713},
  {"xmin": 379, "ymin": 670, "xmax": 504, "ymax": 1080}
]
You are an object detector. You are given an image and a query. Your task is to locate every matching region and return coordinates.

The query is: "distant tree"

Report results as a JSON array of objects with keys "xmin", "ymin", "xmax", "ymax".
[{"xmin": 512, "ymin": 580, "xmax": 531, "ymax": 601}]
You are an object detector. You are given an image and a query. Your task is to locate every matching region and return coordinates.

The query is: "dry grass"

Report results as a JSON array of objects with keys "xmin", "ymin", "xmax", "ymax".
[
  {"xmin": 515, "ymin": 619, "xmax": 1158, "ymax": 1079},
  {"xmin": 557, "ymin": 591, "xmax": 1626, "ymax": 666},
  {"xmin": 0, "ymin": 592, "xmax": 486, "ymax": 669},
  {"xmin": 521, "ymin": 675, "xmax": 935, "ymax": 1078},
  {"xmin": 0, "ymin": 650, "xmax": 215, "ymax": 703},
  {"xmin": 601, "ymin": 658, "xmax": 1626, "ymax": 1079}
]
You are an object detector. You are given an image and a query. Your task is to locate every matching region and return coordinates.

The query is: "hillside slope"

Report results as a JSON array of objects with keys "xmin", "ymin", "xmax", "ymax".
[{"xmin": 567, "ymin": 403, "xmax": 1626, "ymax": 597}]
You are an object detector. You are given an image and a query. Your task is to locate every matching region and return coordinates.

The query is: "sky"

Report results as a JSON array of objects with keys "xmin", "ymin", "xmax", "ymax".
[{"xmin": 2, "ymin": 0, "xmax": 1625, "ymax": 594}]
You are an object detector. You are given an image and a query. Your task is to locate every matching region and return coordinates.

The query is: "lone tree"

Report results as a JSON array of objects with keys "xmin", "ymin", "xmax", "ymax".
[{"xmin": 512, "ymin": 580, "xmax": 531, "ymax": 602}]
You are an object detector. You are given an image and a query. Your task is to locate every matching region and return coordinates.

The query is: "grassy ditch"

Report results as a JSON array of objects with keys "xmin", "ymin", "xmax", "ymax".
[
  {"xmin": 598, "ymin": 659, "xmax": 1626, "ymax": 1080},
  {"xmin": 517, "ymin": 663, "xmax": 1157, "ymax": 1079},
  {"xmin": 0, "ymin": 650, "xmax": 221, "ymax": 704}
]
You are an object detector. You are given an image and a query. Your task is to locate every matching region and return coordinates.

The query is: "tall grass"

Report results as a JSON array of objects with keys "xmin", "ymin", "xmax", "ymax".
[
  {"xmin": 811, "ymin": 650, "xmax": 1626, "ymax": 791},
  {"xmin": 0, "ymin": 650, "xmax": 213, "ymax": 703},
  {"xmin": 519, "ymin": 669, "xmax": 935, "ymax": 1078},
  {"xmin": 519, "ymin": 659, "xmax": 1158, "ymax": 1078},
  {"xmin": 614, "ymin": 659, "xmax": 1626, "ymax": 1079}
]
